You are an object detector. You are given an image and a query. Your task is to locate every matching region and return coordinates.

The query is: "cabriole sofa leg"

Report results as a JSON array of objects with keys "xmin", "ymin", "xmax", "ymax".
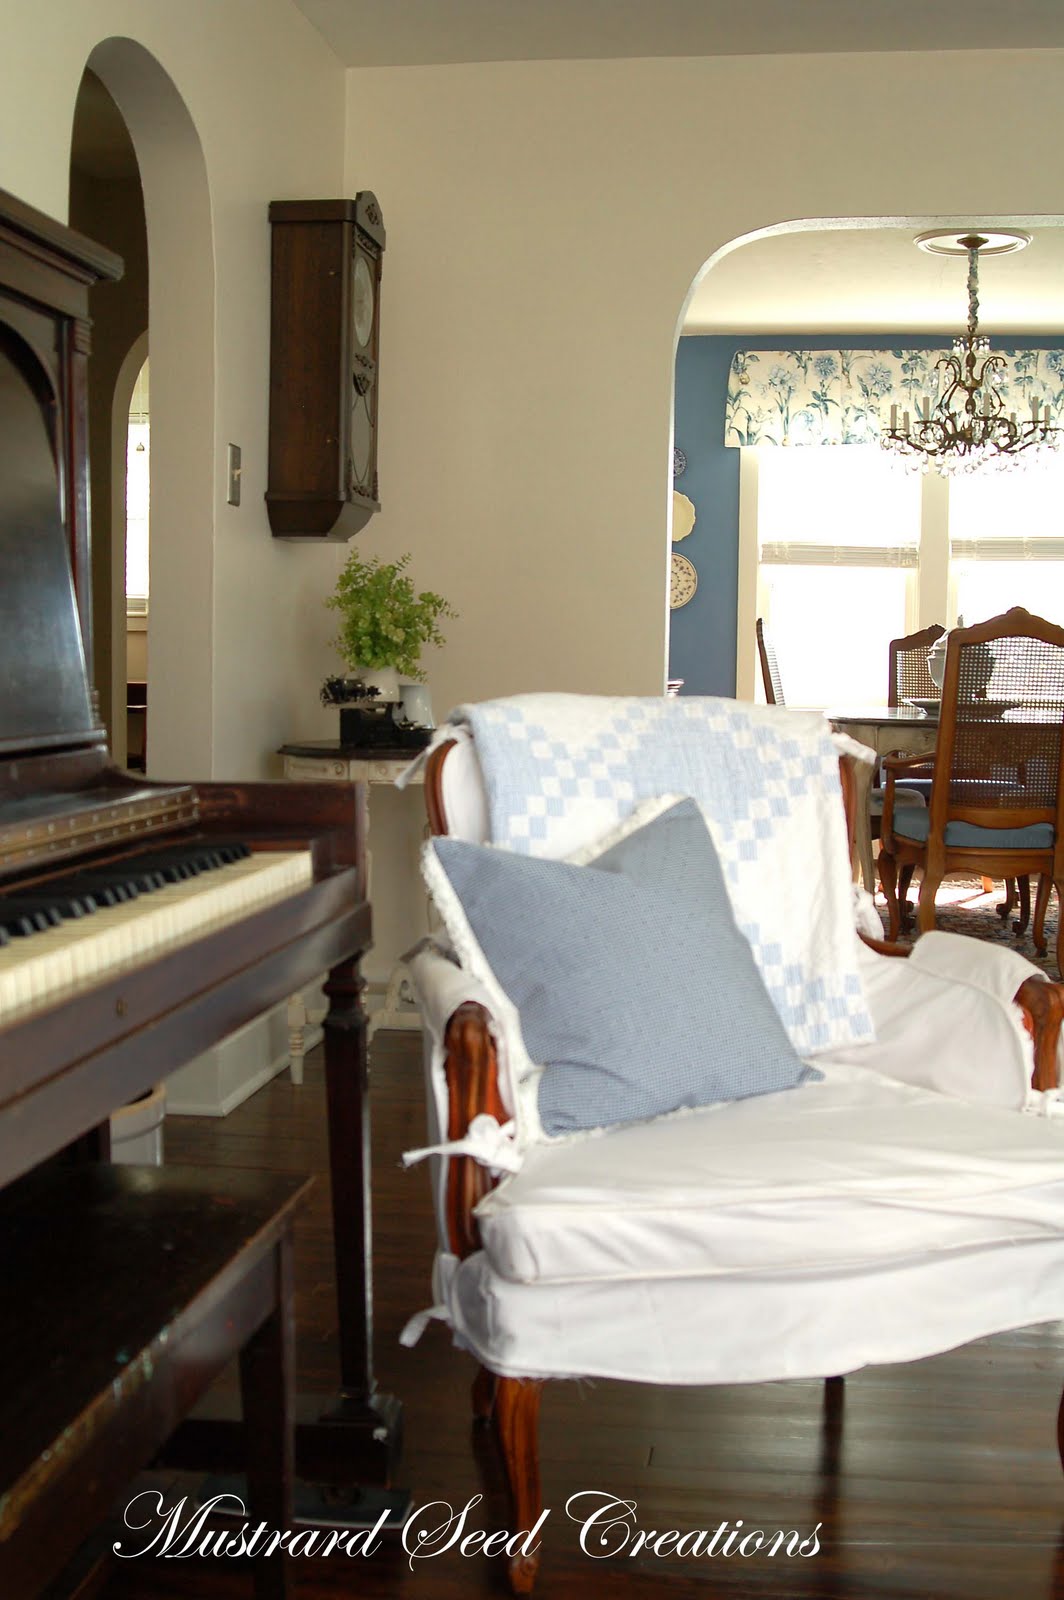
[{"xmin": 495, "ymin": 1376, "xmax": 544, "ymax": 1594}]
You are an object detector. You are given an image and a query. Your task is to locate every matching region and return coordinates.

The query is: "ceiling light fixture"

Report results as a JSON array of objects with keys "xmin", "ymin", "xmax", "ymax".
[{"xmin": 881, "ymin": 229, "xmax": 1058, "ymax": 474}]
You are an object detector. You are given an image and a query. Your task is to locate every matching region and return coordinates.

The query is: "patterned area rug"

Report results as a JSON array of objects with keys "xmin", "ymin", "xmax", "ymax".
[{"xmin": 872, "ymin": 876, "xmax": 1060, "ymax": 980}]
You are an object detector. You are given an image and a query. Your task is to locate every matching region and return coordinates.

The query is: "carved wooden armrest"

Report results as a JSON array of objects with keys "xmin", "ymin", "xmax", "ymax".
[
  {"xmin": 881, "ymin": 751, "xmax": 938, "ymax": 774},
  {"xmin": 1016, "ymin": 976, "xmax": 1064, "ymax": 1092},
  {"xmin": 859, "ymin": 933, "xmax": 1063, "ymax": 1093},
  {"xmin": 443, "ymin": 1001, "xmax": 508, "ymax": 1259}
]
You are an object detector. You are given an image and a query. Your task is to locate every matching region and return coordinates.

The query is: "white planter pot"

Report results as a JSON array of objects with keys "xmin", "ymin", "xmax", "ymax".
[{"xmin": 353, "ymin": 665, "xmax": 401, "ymax": 703}]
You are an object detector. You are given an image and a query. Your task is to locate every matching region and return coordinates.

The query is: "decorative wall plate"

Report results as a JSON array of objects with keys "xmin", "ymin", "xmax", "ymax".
[
  {"xmin": 672, "ymin": 490, "xmax": 696, "ymax": 542},
  {"xmin": 673, "ymin": 446, "xmax": 687, "ymax": 477},
  {"xmin": 670, "ymin": 552, "xmax": 697, "ymax": 608}
]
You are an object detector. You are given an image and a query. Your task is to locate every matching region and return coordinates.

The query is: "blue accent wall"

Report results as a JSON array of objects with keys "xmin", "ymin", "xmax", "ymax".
[
  {"xmin": 671, "ymin": 337, "xmax": 739, "ymax": 695},
  {"xmin": 669, "ymin": 333, "xmax": 1062, "ymax": 697}
]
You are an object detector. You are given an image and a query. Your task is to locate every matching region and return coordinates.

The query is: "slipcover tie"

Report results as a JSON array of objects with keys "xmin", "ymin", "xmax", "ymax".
[
  {"xmin": 401, "ymin": 1112, "xmax": 523, "ymax": 1175},
  {"xmin": 399, "ymin": 1252, "xmax": 458, "ymax": 1347}
]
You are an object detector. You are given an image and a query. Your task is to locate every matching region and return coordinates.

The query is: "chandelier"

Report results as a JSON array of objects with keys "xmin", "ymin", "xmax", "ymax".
[{"xmin": 881, "ymin": 229, "xmax": 1059, "ymax": 475}]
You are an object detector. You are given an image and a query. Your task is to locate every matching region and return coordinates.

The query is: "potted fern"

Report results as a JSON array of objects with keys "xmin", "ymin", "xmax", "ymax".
[{"xmin": 322, "ymin": 551, "xmax": 455, "ymax": 740}]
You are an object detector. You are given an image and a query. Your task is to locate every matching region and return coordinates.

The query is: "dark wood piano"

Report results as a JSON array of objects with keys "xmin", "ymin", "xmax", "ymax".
[{"xmin": 0, "ymin": 186, "xmax": 400, "ymax": 1523}]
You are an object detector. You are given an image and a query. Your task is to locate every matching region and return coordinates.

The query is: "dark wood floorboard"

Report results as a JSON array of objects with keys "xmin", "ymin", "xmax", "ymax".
[{"xmin": 102, "ymin": 1030, "xmax": 1064, "ymax": 1599}]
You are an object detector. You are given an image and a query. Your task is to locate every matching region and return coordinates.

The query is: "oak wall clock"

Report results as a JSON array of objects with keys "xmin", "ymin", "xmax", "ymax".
[{"xmin": 266, "ymin": 193, "xmax": 385, "ymax": 540}]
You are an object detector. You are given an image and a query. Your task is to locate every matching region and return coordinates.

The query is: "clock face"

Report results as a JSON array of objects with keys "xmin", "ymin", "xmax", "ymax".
[
  {"xmin": 670, "ymin": 552, "xmax": 698, "ymax": 609},
  {"xmin": 352, "ymin": 252, "xmax": 374, "ymax": 349}
]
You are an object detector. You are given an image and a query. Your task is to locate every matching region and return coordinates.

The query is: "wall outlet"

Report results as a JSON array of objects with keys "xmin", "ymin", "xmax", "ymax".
[{"xmin": 226, "ymin": 443, "xmax": 242, "ymax": 506}]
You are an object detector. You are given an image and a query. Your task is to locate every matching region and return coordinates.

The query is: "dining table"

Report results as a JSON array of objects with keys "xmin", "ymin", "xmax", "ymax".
[{"xmin": 825, "ymin": 705, "xmax": 939, "ymax": 894}]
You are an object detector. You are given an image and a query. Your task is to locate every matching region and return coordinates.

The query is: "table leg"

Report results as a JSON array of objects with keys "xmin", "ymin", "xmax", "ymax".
[
  {"xmin": 852, "ymin": 755, "xmax": 876, "ymax": 894},
  {"xmin": 286, "ymin": 993, "xmax": 306, "ymax": 1086}
]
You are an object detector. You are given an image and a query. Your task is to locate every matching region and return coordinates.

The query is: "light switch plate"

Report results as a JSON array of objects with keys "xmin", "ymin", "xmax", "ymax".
[{"xmin": 226, "ymin": 443, "xmax": 242, "ymax": 506}]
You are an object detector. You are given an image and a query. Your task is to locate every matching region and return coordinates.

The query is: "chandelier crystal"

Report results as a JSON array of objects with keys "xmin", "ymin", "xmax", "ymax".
[{"xmin": 881, "ymin": 231, "xmax": 1059, "ymax": 475}]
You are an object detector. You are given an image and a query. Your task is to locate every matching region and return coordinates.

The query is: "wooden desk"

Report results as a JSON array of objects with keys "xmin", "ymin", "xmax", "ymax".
[
  {"xmin": 279, "ymin": 743, "xmax": 427, "ymax": 1075},
  {"xmin": 827, "ymin": 707, "xmax": 938, "ymax": 893},
  {"xmin": 0, "ymin": 1163, "xmax": 310, "ymax": 1599}
]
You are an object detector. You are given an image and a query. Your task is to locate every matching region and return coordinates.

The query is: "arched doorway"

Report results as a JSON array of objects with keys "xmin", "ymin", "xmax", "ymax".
[
  {"xmin": 68, "ymin": 38, "xmax": 214, "ymax": 780},
  {"xmin": 670, "ymin": 215, "xmax": 1064, "ymax": 701}
]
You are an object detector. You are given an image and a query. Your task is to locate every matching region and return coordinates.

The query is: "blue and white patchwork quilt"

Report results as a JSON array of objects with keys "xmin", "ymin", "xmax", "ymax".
[{"xmin": 443, "ymin": 694, "xmax": 874, "ymax": 1057}]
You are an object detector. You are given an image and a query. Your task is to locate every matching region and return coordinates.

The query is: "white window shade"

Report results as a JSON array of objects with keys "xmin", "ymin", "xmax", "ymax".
[
  {"xmin": 757, "ymin": 446, "xmax": 921, "ymax": 563},
  {"xmin": 950, "ymin": 455, "xmax": 1064, "ymax": 561}
]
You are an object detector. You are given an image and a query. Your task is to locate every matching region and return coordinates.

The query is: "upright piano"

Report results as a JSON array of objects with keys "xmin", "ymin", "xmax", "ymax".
[{"xmin": 0, "ymin": 187, "xmax": 399, "ymax": 1487}]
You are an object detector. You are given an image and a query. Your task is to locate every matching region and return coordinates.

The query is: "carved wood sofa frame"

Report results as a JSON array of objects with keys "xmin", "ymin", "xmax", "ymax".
[{"xmin": 423, "ymin": 741, "xmax": 1064, "ymax": 1594}]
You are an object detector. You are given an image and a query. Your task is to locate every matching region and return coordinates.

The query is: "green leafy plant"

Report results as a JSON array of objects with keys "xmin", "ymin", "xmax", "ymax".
[{"xmin": 326, "ymin": 550, "xmax": 456, "ymax": 681}]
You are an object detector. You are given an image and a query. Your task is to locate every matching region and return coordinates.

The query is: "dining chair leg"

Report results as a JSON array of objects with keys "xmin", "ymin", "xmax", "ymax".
[
  {"xmin": 996, "ymin": 876, "xmax": 1032, "ymax": 933},
  {"xmin": 917, "ymin": 870, "xmax": 942, "ymax": 935},
  {"xmin": 997, "ymin": 879, "xmax": 1016, "ymax": 920},
  {"xmin": 996, "ymin": 878, "xmax": 1037, "ymax": 932},
  {"xmin": 1032, "ymin": 876, "xmax": 1052, "ymax": 957},
  {"xmin": 898, "ymin": 864, "xmax": 916, "ymax": 929},
  {"xmin": 1017, "ymin": 876, "xmax": 1032, "ymax": 934},
  {"xmin": 878, "ymin": 850, "xmax": 902, "ymax": 941}
]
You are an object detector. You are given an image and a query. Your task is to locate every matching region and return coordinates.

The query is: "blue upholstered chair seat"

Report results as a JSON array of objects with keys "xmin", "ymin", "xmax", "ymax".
[{"xmin": 894, "ymin": 810, "xmax": 1055, "ymax": 850}]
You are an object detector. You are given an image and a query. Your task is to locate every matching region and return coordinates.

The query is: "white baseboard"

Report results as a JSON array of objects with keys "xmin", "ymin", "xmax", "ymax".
[{"xmin": 166, "ymin": 1004, "xmax": 319, "ymax": 1117}]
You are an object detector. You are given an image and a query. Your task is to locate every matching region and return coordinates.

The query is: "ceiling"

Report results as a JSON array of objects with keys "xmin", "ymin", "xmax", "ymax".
[
  {"xmin": 291, "ymin": 0, "xmax": 1064, "ymax": 68},
  {"xmin": 685, "ymin": 224, "xmax": 1064, "ymax": 336}
]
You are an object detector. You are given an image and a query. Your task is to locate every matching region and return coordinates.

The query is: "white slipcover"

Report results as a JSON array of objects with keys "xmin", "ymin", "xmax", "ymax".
[{"xmin": 400, "ymin": 715, "xmax": 1064, "ymax": 1387}]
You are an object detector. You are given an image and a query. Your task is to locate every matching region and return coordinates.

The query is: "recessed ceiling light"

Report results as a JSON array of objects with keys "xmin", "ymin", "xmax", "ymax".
[{"xmin": 914, "ymin": 228, "xmax": 1031, "ymax": 257}]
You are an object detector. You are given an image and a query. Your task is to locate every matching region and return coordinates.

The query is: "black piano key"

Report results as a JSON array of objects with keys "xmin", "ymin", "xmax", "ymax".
[
  {"xmin": 10, "ymin": 839, "xmax": 254, "ymax": 929},
  {"xmin": 0, "ymin": 901, "xmax": 62, "ymax": 936},
  {"xmin": 7, "ymin": 891, "xmax": 98, "ymax": 919},
  {"xmin": 63, "ymin": 875, "xmax": 140, "ymax": 904}
]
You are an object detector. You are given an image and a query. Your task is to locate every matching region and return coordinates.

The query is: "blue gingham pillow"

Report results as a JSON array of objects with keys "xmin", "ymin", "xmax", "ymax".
[{"xmin": 424, "ymin": 796, "xmax": 813, "ymax": 1136}]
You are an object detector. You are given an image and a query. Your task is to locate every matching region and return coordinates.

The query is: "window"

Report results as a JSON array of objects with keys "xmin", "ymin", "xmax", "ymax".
[
  {"xmin": 949, "ymin": 453, "xmax": 1064, "ymax": 628},
  {"xmin": 743, "ymin": 445, "xmax": 1064, "ymax": 704},
  {"xmin": 125, "ymin": 359, "xmax": 149, "ymax": 607},
  {"xmin": 755, "ymin": 447, "xmax": 920, "ymax": 704}
]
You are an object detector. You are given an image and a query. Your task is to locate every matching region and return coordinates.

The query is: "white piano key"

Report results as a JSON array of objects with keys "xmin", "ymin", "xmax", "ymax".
[{"xmin": 0, "ymin": 850, "xmax": 314, "ymax": 1025}]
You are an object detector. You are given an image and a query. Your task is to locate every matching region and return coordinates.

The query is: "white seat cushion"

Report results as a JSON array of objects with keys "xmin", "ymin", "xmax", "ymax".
[{"xmin": 475, "ymin": 1063, "xmax": 1064, "ymax": 1286}]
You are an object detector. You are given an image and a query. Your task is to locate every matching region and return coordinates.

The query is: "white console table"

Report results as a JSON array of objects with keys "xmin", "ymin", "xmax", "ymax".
[{"xmin": 280, "ymin": 742, "xmax": 427, "ymax": 1081}]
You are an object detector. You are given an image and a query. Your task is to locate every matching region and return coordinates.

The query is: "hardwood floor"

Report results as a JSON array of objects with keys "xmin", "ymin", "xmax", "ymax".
[{"xmin": 103, "ymin": 1029, "xmax": 1064, "ymax": 1599}]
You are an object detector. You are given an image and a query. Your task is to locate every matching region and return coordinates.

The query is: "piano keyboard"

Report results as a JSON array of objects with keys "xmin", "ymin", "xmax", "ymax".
[{"xmin": 0, "ymin": 848, "xmax": 313, "ymax": 1023}]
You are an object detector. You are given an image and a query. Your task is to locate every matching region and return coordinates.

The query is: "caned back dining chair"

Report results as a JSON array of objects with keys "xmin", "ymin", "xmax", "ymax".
[
  {"xmin": 756, "ymin": 617, "xmax": 785, "ymax": 705},
  {"xmin": 878, "ymin": 607, "xmax": 1064, "ymax": 969},
  {"xmin": 885, "ymin": 623, "xmax": 945, "ymax": 915},
  {"xmin": 886, "ymin": 623, "xmax": 1030, "ymax": 934},
  {"xmin": 887, "ymin": 623, "xmax": 946, "ymax": 709}
]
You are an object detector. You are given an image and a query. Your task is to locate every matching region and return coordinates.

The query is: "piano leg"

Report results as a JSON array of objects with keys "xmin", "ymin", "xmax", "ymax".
[
  {"xmin": 313, "ymin": 951, "xmax": 404, "ymax": 1480},
  {"xmin": 159, "ymin": 951, "xmax": 405, "ymax": 1497}
]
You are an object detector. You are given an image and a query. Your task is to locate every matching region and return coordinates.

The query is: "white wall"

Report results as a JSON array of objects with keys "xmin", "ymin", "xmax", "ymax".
[
  {"xmin": 0, "ymin": 0, "xmax": 348, "ymax": 779},
  {"xmin": 344, "ymin": 49, "xmax": 1064, "ymax": 717},
  {"xmin": 5, "ymin": 17, "xmax": 1063, "ymax": 774}
]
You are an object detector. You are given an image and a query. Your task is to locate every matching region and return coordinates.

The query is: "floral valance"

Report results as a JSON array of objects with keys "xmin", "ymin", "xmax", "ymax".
[{"xmin": 725, "ymin": 347, "xmax": 1064, "ymax": 447}]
